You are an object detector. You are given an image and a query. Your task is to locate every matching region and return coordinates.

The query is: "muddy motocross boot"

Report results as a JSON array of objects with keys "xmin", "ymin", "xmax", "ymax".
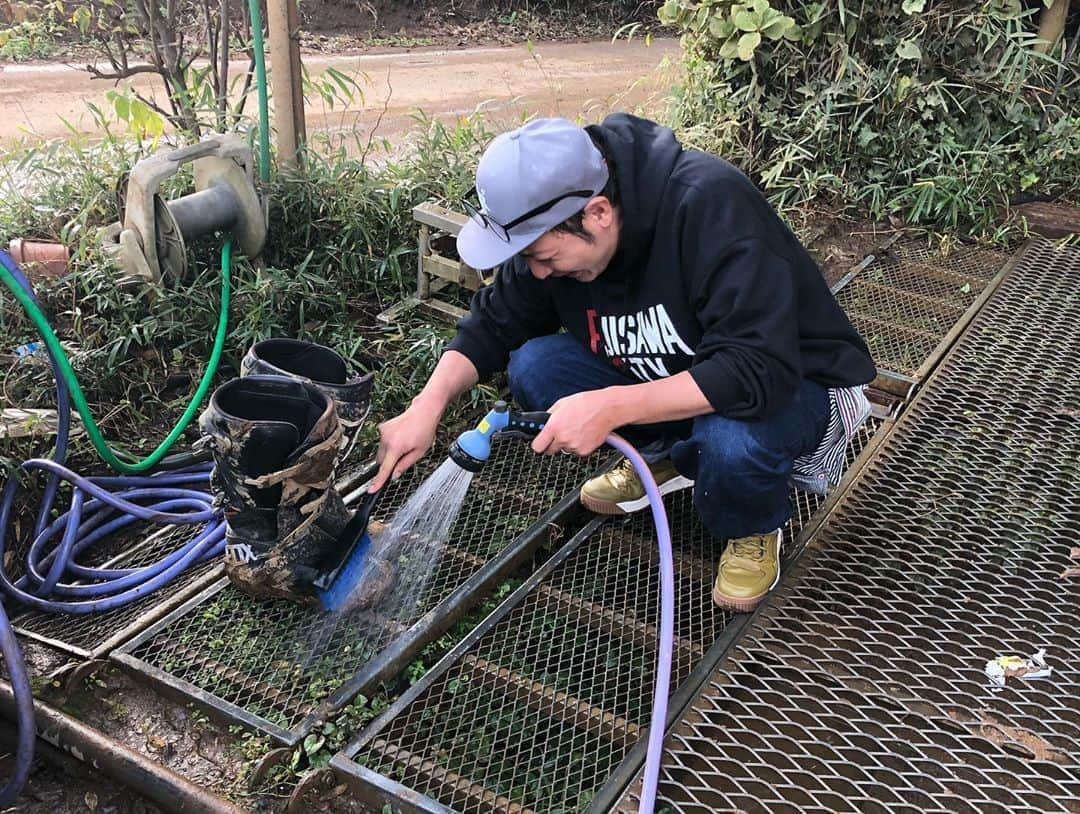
[
  {"xmin": 199, "ymin": 375, "xmax": 355, "ymax": 605},
  {"xmin": 240, "ymin": 338, "xmax": 374, "ymax": 429}
]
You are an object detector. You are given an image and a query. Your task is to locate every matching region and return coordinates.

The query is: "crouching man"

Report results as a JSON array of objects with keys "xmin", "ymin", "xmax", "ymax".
[{"xmin": 370, "ymin": 114, "xmax": 875, "ymax": 611}]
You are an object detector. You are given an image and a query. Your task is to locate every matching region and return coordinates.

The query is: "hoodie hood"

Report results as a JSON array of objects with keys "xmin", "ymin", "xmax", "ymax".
[{"xmin": 587, "ymin": 114, "xmax": 683, "ymax": 280}]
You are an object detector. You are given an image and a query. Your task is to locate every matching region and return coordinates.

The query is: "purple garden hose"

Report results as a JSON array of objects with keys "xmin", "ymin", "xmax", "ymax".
[
  {"xmin": 605, "ymin": 433, "xmax": 674, "ymax": 814},
  {"xmin": 0, "ymin": 255, "xmax": 223, "ymax": 804},
  {"xmin": 456, "ymin": 405, "xmax": 677, "ymax": 813},
  {"xmin": 0, "ymin": 460, "xmax": 224, "ymax": 613}
]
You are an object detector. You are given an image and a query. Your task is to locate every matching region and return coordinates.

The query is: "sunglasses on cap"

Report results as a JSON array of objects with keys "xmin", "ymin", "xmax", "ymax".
[{"xmin": 461, "ymin": 186, "xmax": 596, "ymax": 243}]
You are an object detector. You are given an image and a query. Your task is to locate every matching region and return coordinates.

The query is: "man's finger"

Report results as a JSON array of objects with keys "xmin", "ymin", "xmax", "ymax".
[
  {"xmin": 531, "ymin": 425, "xmax": 555, "ymax": 455},
  {"xmin": 392, "ymin": 450, "xmax": 421, "ymax": 482},
  {"xmin": 368, "ymin": 453, "xmax": 400, "ymax": 492}
]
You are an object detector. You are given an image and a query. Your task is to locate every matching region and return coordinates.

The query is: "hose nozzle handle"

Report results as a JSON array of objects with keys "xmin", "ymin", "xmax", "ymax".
[{"xmin": 499, "ymin": 410, "xmax": 550, "ymax": 440}]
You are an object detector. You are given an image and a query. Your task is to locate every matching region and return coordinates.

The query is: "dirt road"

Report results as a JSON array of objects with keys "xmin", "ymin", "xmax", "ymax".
[{"xmin": 0, "ymin": 38, "xmax": 681, "ymax": 147}]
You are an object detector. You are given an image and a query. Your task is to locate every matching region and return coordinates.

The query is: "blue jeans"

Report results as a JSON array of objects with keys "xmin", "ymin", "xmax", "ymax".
[{"xmin": 507, "ymin": 333, "xmax": 830, "ymax": 540}]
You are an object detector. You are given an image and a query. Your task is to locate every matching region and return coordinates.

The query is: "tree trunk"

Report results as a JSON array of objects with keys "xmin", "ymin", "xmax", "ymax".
[{"xmin": 1036, "ymin": 0, "xmax": 1070, "ymax": 54}]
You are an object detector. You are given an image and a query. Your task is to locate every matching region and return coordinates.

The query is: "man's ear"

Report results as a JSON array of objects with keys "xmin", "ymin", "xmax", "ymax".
[{"xmin": 583, "ymin": 196, "xmax": 615, "ymax": 228}]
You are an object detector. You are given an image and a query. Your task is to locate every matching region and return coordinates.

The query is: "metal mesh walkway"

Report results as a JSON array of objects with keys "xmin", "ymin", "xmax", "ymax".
[
  {"xmin": 111, "ymin": 440, "xmax": 606, "ymax": 743},
  {"xmin": 330, "ymin": 421, "xmax": 885, "ymax": 812},
  {"xmin": 615, "ymin": 239, "xmax": 1080, "ymax": 812},
  {"xmin": 831, "ymin": 238, "xmax": 1006, "ymax": 397}
]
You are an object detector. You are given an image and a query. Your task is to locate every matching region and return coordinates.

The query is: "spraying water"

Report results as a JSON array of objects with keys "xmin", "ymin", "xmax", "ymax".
[
  {"xmin": 295, "ymin": 458, "xmax": 475, "ymax": 664},
  {"xmin": 350, "ymin": 457, "xmax": 476, "ymax": 617}
]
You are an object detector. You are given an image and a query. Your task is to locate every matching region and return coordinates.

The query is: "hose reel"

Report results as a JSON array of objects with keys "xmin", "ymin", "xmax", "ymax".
[{"xmin": 100, "ymin": 134, "xmax": 266, "ymax": 284}]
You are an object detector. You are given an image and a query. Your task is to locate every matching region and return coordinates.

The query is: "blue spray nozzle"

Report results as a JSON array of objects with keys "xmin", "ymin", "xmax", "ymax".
[
  {"xmin": 448, "ymin": 401, "xmax": 510, "ymax": 472},
  {"xmin": 447, "ymin": 401, "xmax": 550, "ymax": 472}
]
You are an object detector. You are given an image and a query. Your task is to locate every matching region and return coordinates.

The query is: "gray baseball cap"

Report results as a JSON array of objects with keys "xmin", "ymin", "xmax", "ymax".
[{"xmin": 456, "ymin": 118, "xmax": 610, "ymax": 270}]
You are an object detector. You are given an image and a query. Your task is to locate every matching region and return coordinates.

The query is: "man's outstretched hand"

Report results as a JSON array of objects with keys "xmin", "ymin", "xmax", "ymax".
[{"xmin": 368, "ymin": 400, "xmax": 441, "ymax": 492}]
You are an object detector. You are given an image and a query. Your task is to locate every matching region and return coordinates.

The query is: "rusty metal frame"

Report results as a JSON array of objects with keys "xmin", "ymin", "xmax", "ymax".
[{"xmin": 0, "ymin": 679, "xmax": 244, "ymax": 813}]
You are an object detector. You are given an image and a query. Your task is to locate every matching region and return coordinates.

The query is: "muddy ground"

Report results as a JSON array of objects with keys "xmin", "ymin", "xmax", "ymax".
[{"xmin": 3, "ymin": 639, "xmax": 285, "ymax": 813}]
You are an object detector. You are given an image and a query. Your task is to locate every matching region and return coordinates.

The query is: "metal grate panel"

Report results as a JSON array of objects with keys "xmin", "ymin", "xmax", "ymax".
[
  {"xmin": 617, "ymin": 240, "xmax": 1080, "ymax": 812},
  {"xmin": 834, "ymin": 239, "xmax": 1006, "ymax": 387},
  {"xmin": 334, "ymin": 419, "xmax": 885, "ymax": 813},
  {"xmin": 112, "ymin": 440, "xmax": 604, "ymax": 742}
]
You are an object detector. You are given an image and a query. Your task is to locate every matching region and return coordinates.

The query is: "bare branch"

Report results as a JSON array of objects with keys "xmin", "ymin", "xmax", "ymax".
[
  {"xmin": 234, "ymin": 53, "xmax": 256, "ymax": 119},
  {"xmin": 361, "ymin": 69, "xmax": 394, "ymax": 165},
  {"xmin": 217, "ymin": 0, "xmax": 230, "ymax": 126},
  {"xmin": 85, "ymin": 63, "xmax": 168, "ymax": 80},
  {"xmin": 130, "ymin": 88, "xmax": 178, "ymax": 124}
]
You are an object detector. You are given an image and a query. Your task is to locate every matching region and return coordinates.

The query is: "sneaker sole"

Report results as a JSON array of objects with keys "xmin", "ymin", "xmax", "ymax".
[
  {"xmin": 711, "ymin": 586, "xmax": 770, "ymax": 613},
  {"xmin": 579, "ymin": 475, "xmax": 695, "ymax": 515}
]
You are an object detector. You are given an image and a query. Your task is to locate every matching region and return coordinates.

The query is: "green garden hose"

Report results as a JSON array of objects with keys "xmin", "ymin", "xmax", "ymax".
[
  {"xmin": 248, "ymin": 0, "xmax": 271, "ymax": 184},
  {"xmin": 0, "ymin": 241, "xmax": 231, "ymax": 473},
  {"xmin": 2, "ymin": 0, "xmax": 272, "ymax": 473}
]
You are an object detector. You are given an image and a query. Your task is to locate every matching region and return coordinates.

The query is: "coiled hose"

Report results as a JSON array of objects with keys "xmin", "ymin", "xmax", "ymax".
[{"xmin": 0, "ymin": 254, "xmax": 227, "ymax": 805}]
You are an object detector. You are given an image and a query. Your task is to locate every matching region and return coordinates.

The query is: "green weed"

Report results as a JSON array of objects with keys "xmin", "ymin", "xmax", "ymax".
[{"xmin": 0, "ymin": 18, "xmax": 58, "ymax": 60}]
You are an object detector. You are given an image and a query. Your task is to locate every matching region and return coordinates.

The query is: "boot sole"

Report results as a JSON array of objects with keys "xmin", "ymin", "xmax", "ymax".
[
  {"xmin": 580, "ymin": 475, "xmax": 695, "ymax": 515},
  {"xmin": 711, "ymin": 586, "xmax": 770, "ymax": 613}
]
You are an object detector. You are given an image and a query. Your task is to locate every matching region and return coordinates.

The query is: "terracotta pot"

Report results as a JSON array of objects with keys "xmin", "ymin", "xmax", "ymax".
[{"xmin": 7, "ymin": 238, "xmax": 70, "ymax": 280}]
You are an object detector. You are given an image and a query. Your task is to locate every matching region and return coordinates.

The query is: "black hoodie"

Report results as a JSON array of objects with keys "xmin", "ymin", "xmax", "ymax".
[{"xmin": 447, "ymin": 114, "xmax": 876, "ymax": 419}]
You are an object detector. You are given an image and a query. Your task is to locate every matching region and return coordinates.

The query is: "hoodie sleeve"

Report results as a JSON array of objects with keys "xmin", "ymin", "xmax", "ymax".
[
  {"xmin": 680, "ymin": 188, "xmax": 804, "ymax": 419},
  {"xmin": 445, "ymin": 257, "xmax": 561, "ymax": 382}
]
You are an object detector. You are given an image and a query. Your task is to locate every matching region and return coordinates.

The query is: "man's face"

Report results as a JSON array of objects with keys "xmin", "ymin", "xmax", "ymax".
[{"xmin": 519, "ymin": 198, "xmax": 618, "ymax": 283}]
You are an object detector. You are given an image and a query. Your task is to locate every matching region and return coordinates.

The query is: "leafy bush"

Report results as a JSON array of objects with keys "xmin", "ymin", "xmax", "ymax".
[
  {"xmin": 0, "ymin": 0, "xmax": 66, "ymax": 60},
  {"xmin": 658, "ymin": 0, "xmax": 1079, "ymax": 234},
  {"xmin": 0, "ymin": 18, "xmax": 57, "ymax": 60}
]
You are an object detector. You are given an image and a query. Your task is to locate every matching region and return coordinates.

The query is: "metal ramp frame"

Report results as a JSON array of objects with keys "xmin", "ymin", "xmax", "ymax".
[{"xmin": 612, "ymin": 238, "xmax": 1080, "ymax": 812}]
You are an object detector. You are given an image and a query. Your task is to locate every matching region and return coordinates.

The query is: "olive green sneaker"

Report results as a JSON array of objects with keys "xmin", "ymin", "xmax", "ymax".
[
  {"xmin": 712, "ymin": 529, "xmax": 782, "ymax": 612},
  {"xmin": 579, "ymin": 457, "xmax": 693, "ymax": 515}
]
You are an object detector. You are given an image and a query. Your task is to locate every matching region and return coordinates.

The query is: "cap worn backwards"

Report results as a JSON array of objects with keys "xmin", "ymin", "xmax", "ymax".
[{"xmin": 456, "ymin": 118, "xmax": 609, "ymax": 270}]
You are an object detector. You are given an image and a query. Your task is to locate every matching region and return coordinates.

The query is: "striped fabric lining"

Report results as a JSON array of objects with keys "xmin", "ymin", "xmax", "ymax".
[{"xmin": 792, "ymin": 385, "xmax": 872, "ymax": 496}]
